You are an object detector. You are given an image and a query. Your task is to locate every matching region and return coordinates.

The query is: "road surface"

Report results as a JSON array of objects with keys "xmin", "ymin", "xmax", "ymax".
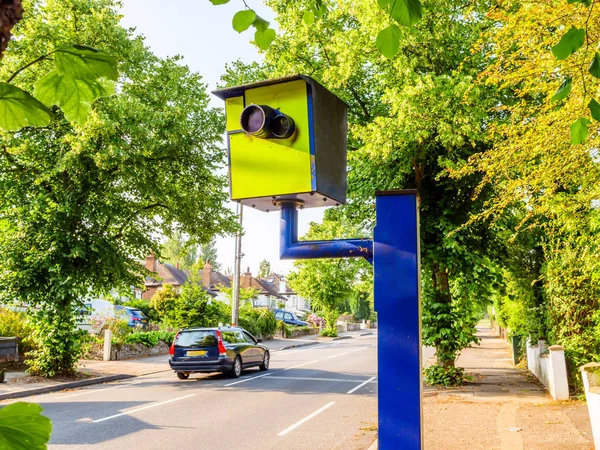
[{"xmin": 6, "ymin": 335, "xmax": 379, "ymax": 450}]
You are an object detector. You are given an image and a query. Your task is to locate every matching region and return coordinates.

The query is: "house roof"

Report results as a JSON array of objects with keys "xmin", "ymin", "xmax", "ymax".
[
  {"xmin": 144, "ymin": 259, "xmax": 217, "ymax": 297},
  {"xmin": 207, "ymin": 271, "xmax": 231, "ymax": 290}
]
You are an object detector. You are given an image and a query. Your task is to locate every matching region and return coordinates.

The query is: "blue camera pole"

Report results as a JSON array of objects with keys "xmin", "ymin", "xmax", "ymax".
[{"xmin": 278, "ymin": 190, "xmax": 422, "ymax": 450}]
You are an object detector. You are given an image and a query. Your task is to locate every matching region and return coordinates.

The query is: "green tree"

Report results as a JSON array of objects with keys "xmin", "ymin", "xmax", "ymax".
[
  {"xmin": 199, "ymin": 237, "xmax": 221, "ymax": 271},
  {"xmin": 237, "ymin": 0, "xmax": 502, "ymax": 381},
  {"xmin": 0, "ymin": 0, "xmax": 236, "ymax": 376},
  {"xmin": 149, "ymin": 284, "xmax": 180, "ymax": 323},
  {"xmin": 162, "ymin": 232, "xmax": 198, "ymax": 270},
  {"xmin": 258, "ymin": 259, "xmax": 271, "ymax": 278},
  {"xmin": 220, "ymin": 286, "xmax": 259, "ymax": 307}
]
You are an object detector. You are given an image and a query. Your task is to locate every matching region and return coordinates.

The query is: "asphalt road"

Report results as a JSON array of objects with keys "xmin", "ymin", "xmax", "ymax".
[{"xmin": 8, "ymin": 336, "xmax": 378, "ymax": 450}]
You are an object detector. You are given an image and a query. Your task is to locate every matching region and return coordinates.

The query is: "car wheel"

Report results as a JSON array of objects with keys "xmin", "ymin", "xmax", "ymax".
[
  {"xmin": 259, "ymin": 351, "xmax": 270, "ymax": 371},
  {"xmin": 230, "ymin": 356, "xmax": 242, "ymax": 378},
  {"xmin": 176, "ymin": 372, "xmax": 189, "ymax": 380}
]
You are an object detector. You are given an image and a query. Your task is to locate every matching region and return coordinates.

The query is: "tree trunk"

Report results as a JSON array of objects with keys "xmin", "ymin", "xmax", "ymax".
[
  {"xmin": 432, "ymin": 263, "xmax": 456, "ymax": 367},
  {"xmin": 0, "ymin": 0, "xmax": 23, "ymax": 58}
]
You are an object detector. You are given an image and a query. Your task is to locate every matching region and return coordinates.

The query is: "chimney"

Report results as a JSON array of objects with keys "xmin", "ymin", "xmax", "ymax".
[
  {"xmin": 145, "ymin": 252, "xmax": 156, "ymax": 273},
  {"xmin": 279, "ymin": 281, "xmax": 287, "ymax": 294},
  {"xmin": 202, "ymin": 259, "xmax": 212, "ymax": 288},
  {"xmin": 243, "ymin": 267, "xmax": 252, "ymax": 288}
]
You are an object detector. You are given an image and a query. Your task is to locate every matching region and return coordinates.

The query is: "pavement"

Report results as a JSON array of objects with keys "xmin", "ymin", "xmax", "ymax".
[
  {"xmin": 422, "ymin": 325, "xmax": 595, "ymax": 450},
  {"xmin": 1, "ymin": 333, "xmax": 379, "ymax": 450}
]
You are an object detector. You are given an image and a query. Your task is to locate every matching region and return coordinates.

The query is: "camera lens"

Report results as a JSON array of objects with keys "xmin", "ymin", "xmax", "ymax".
[
  {"xmin": 272, "ymin": 115, "xmax": 295, "ymax": 139},
  {"xmin": 243, "ymin": 106, "xmax": 265, "ymax": 134},
  {"xmin": 240, "ymin": 104, "xmax": 295, "ymax": 139}
]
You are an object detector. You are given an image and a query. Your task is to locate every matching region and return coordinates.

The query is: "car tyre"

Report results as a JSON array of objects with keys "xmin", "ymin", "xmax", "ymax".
[
  {"xmin": 176, "ymin": 372, "xmax": 189, "ymax": 380},
  {"xmin": 230, "ymin": 356, "xmax": 242, "ymax": 378},
  {"xmin": 259, "ymin": 351, "xmax": 270, "ymax": 371}
]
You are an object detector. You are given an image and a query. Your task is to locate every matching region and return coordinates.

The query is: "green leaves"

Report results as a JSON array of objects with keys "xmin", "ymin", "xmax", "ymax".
[
  {"xmin": 390, "ymin": 0, "xmax": 423, "ymax": 27},
  {"xmin": 54, "ymin": 45, "xmax": 118, "ymax": 81},
  {"xmin": 34, "ymin": 71, "xmax": 115, "ymax": 123},
  {"xmin": 0, "ymin": 402, "xmax": 52, "ymax": 450},
  {"xmin": 373, "ymin": 0, "xmax": 422, "ymax": 59},
  {"xmin": 303, "ymin": 11, "xmax": 315, "ymax": 25},
  {"xmin": 232, "ymin": 10, "xmax": 257, "ymax": 33},
  {"xmin": 589, "ymin": 53, "xmax": 600, "ymax": 78},
  {"xmin": 552, "ymin": 27, "xmax": 585, "ymax": 60},
  {"xmin": 570, "ymin": 117, "xmax": 591, "ymax": 145},
  {"xmin": 209, "ymin": 0, "xmax": 230, "ymax": 4},
  {"xmin": 0, "ymin": 83, "xmax": 51, "ymax": 131},
  {"xmin": 255, "ymin": 28, "xmax": 276, "ymax": 50},
  {"xmin": 551, "ymin": 77, "xmax": 572, "ymax": 102},
  {"xmin": 31, "ymin": 46, "xmax": 118, "ymax": 124},
  {"xmin": 376, "ymin": 25, "xmax": 401, "ymax": 59},
  {"xmin": 0, "ymin": 45, "xmax": 118, "ymax": 131},
  {"xmin": 589, "ymin": 98, "xmax": 600, "ymax": 122}
]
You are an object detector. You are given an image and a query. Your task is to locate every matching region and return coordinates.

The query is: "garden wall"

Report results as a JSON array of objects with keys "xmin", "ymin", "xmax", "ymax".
[
  {"xmin": 84, "ymin": 341, "xmax": 170, "ymax": 361},
  {"xmin": 526, "ymin": 338, "xmax": 569, "ymax": 401}
]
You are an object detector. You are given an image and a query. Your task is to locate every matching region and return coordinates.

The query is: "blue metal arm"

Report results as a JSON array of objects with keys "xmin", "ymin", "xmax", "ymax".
[{"xmin": 279, "ymin": 202, "xmax": 373, "ymax": 261}]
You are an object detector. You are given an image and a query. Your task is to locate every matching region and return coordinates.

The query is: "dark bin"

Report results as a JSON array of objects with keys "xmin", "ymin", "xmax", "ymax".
[
  {"xmin": 511, "ymin": 335, "xmax": 522, "ymax": 366},
  {"xmin": 0, "ymin": 337, "xmax": 19, "ymax": 362}
]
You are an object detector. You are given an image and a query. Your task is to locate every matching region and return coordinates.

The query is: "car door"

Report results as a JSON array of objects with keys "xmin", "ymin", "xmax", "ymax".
[
  {"xmin": 232, "ymin": 330, "xmax": 253, "ymax": 365},
  {"xmin": 284, "ymin": 312, "xmax": 295, "ymax": 325},
  {"xmin": 242, "ymin": 330, "xmax": 263, "ymax": 364}
]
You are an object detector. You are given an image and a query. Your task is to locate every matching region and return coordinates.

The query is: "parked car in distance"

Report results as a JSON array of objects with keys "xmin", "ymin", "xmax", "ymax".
[
  {"xmin": 169, "ymin": 327, "xmax": 269, "ymax": 380},
  {"xmin": 114, "ymin": 305, "xmax": 148, "ymax": 328},
  {"xmin": 76, "ymin": 299, "xmax": 115, "ymax": 332},
  {"xmin": 273, "ymin": 309, "xmax": 308, "ymax": 326}
]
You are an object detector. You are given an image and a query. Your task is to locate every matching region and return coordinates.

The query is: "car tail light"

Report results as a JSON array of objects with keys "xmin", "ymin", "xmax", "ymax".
[
  {"xmin": 216, "ymin": 331, "xmax": 227, "ymax": 356},
  {"xmin": 132, "ymin": 317, "xmax": 140, "ymax": 321},
  {"xmin": 169, "ymin": 332, "xmax": 179, "ymax": 356}
]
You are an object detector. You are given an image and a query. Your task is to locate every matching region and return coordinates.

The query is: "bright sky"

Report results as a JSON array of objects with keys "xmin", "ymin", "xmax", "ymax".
[{"xmin": 119, "ymin": 0, "xmax": 327, "ymax": 276}]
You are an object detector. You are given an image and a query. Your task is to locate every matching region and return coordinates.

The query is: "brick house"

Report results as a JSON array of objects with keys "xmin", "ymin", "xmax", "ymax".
[{"xmin": 139, "ymin": 254, "xmax": 216, "ymax": 300}]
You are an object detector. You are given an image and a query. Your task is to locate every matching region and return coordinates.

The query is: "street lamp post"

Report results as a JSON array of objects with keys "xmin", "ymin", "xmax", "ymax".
[{"xmin": 232, "ymin": 203, "xmax": 243, "ymax": 326}]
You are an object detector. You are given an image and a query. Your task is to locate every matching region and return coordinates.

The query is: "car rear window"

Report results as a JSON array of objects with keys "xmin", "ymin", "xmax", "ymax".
[
  {"xmin": 129, "ymin": 309, "xmax": 144, "ymax": 317},
  {"xmin": 175, "ymin": 331, "xmax": 217, "ymax": 347}
]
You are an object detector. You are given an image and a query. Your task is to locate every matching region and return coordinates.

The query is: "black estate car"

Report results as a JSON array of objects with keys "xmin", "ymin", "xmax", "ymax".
[{"xmin": 169, "ymin": 327, "xmax": 269, "ymax": 380}]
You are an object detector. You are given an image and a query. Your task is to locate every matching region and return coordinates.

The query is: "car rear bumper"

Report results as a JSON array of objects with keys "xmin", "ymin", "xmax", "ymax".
[{"xmin": 169, "ymin": 357, "xmax": 233, "ymax": 373}]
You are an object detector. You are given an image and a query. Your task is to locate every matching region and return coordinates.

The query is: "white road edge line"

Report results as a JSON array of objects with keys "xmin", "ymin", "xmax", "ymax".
[
  {"xmin": 351, "ymin": 347, "xmax": 368, "ymax": 353},
  {"xmin": 277, "ymin": 401, "xmax": 336, "ymax": 436},
  {"xmin": 284, "ymin": 360, "xmax": 319, "ymax": 371},
  {"xmin": 224, "ymin": 372, "xmax": 272, "ymax": 387},
  {"xmin": 269, "ymin": 376, "xmax": 375, "ymax": 383},
  {"xmin": 347, "ymin": 376, "xmax": 377, "ymax": 394},
  {"xmin": 326, "ymin": 351, "xmax": 349, "ymax": 359},
  {"xmin": 56, "ymin": 382, "xmax": 139, "ymax": 399},
  {"xmin": 92, "ymin": 394, "xmax": 196, "ymax": 423}
]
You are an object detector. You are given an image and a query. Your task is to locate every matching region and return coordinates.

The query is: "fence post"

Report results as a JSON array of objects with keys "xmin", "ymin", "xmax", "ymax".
[
  {"xmin": 103, "ymin": 329, "xmax": 112, "ymax": 361},
  {"xmin": 581, "ymin": 363, "xmax": 600, "ymax": 450},
  {"xmin": 548, "ymin": 345, "xmax": 569, "ymax": 400}
]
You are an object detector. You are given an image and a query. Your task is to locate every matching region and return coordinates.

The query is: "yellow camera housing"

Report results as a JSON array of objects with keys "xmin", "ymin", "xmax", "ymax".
[{"xmin": 212, "ymin": 75, "xmax": 347, "ymax": 212}]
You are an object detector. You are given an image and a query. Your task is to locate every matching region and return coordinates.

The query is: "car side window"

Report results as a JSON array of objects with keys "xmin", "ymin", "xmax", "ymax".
[
  {"xmin": 221, "ymin": 331, "xmax": 236, "ymax": 344},
  {"xmin": 242, "ymin": 331, "xmax": 256, "ymax": 344},
  {"xmin": 234, "ymin": 331, "xmax": 247, "ymax": 343},
  {"xmin": 284, "ymin": 313, "xmax": 293, "ymax": 320},
  {"xmin": 275, "ymin": 311, "xmax": 284, "ymax": 319}
]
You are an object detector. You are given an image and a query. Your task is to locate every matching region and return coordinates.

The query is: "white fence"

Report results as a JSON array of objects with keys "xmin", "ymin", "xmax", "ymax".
[
  {"xmin": 581, "ymin": 363, "xmax": 600, "ymax": 449},
  {"xmin": 526, "ymin": 338, "xmax": 570, "ymax": 401}
]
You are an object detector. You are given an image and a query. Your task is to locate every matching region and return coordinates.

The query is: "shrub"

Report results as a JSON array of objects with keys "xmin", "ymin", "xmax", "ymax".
[
  {"xmin": 256, "ymin": 308, "xmax": 277, "ymax": 337},
  {"xmin": 320, "ymin": 328, "xmax": 338, "ymax": 337},
  {"xmin": 424, "ymin": 365, "xmax": 469, "ymax": 387},
  {"xmin": 117, "ymin": 331, "xmax": 176, "ymax": 347},
  {"xmin": 306, "ymin": 313, "xmax": 325, "ymax": 328}
]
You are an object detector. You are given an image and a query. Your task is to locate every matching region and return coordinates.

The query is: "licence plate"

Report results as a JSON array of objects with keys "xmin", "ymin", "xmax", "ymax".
[{"xmin": 187, "ymin": 350, "xmax": 207, "ymax": 357}]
